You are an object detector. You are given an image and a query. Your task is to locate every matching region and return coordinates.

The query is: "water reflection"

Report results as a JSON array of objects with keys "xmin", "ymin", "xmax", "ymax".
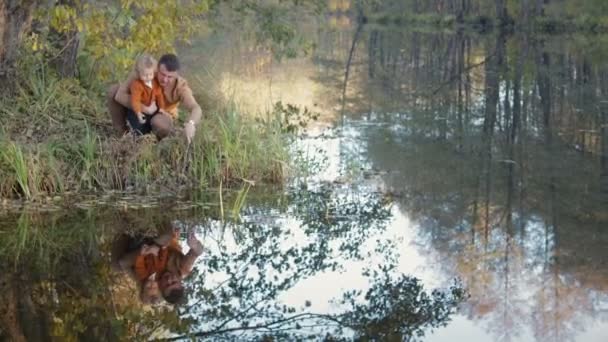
[
  {"xmin": 3, "ymin": 10, "xmax": 608, "ymax": 341},
  {"xmin": 324, "ymin": 24, "xmax": 608, "ymax": 341},
  {"xmin": 0, "ymin": 182, "xmax": 464, "ymax": 340},
  {"xmin": 180, "ymin": 17, "xmax": 608, "ymax": 341}
]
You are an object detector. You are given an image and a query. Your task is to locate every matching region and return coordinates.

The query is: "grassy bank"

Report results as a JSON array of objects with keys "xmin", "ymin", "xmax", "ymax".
[{"xmin": 0, "ymin": 60, "xmax": 292, "ymax": 201}]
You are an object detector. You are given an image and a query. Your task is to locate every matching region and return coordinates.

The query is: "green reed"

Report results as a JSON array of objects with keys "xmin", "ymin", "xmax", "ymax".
[
  {"xmin": 0, "ymin": 61, "xmax": 291, "ymax": 201},
  {"xmin": 1, "ymin": 142, "xmax": 32, "ymax": 199}
]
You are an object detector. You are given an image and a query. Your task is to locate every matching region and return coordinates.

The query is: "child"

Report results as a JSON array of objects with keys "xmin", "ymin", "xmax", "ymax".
[
  {"xmin": 134, "ymin": 230, "xmax": 183, "ymax": 284},
  {"xmin": 133, "ymin": 243, "xmax": 162, "ymax": 304},
  {"xmin": 128, "ymin": 54, "xmax": 166, "ymax": 135}
]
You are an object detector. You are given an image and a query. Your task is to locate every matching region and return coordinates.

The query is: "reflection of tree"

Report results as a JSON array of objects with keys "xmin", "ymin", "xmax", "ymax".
[
  {"xmin": 355, "ymin": 28, "xmax": 608, "ymax": 342},
  {"xmin": 338, "ymin": 272, "xmax": 465, "ymax": 341},
  {"xmin": 0, "ymin": 209, "xmax": 154, "ymax": 340},
  {"xmin": 0, "ymin": 184, "xmax": 465, "ymax": 340},
  {"xmin": 173, "ymin": 184, "xmax": 436, "ymax": 340},
  {"xmin": 599, "ymin": 69, "xmax": 608, "ymax": 201}
]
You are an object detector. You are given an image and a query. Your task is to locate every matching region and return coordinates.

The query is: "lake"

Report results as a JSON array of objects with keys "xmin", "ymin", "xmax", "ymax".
[{"xmin": 1, "ymin": 13, "xmax": 607, "ymax": 341}]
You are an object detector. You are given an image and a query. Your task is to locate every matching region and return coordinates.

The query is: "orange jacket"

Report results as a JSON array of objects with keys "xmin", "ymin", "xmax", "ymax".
[
  {"xmin": 134, "ymin": 238, "xmax": 182, "ymax": 282},
  {"xmin": 129, "ymin": 77, "xmax": 165, "ymax": 114},
  {"xmin": 117, "ymin": 72, "xmax": 201, "ymax": 121}
]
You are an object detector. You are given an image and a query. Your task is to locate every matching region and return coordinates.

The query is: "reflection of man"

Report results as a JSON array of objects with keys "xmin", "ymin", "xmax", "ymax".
[
  {"xmin": 106, "ymin": 54, "xmax": 202, "ymax": 142},
  {"xmin": 118, "ymin": 227, "xmax": 204, "ymax": 304},
  {"xmin": 156, "ymin": 230, "xmax": 204, "ymax": 304}
]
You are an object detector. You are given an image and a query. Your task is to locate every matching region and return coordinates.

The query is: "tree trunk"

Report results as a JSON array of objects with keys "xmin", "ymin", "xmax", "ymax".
[
  {"xmin": 0, "ymin": 0, "xmax": 36, "ymax": 77},
  {"xmin": 535, "ymin": 0, "xmax": 545, "ymax": 17},
  {"xmin": 496, "ymin": 0, "xmax": 508, "ymax": 25},
  {"xmin": 51, "ymin": 29, "xmax": 80, "ymax": 78},
  {"xmin": 521, "ymin": 0, "xmax": 530, "ymax": 25},
  {"xmin": 480, "ymin": 32, "xmax": 505, "ymax": 245},
  {"xmin": 538, "ymin": 51, "xmax": 552, "ymax": 139},
  {"xmin": 457, "ymin": 34, "xmax": 465, "ymax": 151},
  {"xmin": 50, "ymin": 0, "xmax": 80, "ymax": 78},
  {"xmin": 0, "ymin": 276, "xmax": 27, "ymax": 342},
  {"xmin": 340, "ymin": 21, "xmax": 363, "ymax": 121},
  {"xmin": 600, "ymin": 100, "xmax": 608, "ymax": 197}
]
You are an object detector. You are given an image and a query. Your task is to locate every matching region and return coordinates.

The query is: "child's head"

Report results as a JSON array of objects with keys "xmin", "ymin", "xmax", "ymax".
[
  {"xmin": 140, "ymin": 273, "xmax": 161, "ymax": 304},
  {"xmin": 135, "ymin": 54, "xmax": 157, "ymax": 84}
]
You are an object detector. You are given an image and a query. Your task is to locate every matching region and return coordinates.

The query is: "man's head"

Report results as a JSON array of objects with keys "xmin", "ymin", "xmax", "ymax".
[
  {"xmin": 158, "ymin": 270, "xmax": 185, "ymax": 304},
  {"xmin": 157, "ymin": 54, "xmax": 180, "ymax": 88}
]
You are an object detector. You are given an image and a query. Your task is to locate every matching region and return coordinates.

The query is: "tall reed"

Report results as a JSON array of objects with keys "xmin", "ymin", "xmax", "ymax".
[{"xmin": 1, "ymin": 142, "xmax": 32, "ymax": 199}]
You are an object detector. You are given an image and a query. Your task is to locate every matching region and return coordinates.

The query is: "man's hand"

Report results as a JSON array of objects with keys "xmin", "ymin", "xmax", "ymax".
[
  {"xmin": 187, "ymin": 230, "xmax": 203, "ymax": 256},
  {"xmin": 142, "ymin": 101, "xmax": 158, "ymax": 115},
  {"xmin": 184, "ymin": 120, "xmax": 195, "ymax": 143}
]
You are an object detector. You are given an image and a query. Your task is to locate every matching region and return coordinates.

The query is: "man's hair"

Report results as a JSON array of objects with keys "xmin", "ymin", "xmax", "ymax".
[
  {"xmin": 164, "ymin": 287, "xmax": 186, "ymax": 304},
  {"xmin": 158, "ymin": 54, "xmax": 180, "ymax": 72},
  {"xmin": 135, "ymin": 53, "xmax": 157, "ymax": 73}
]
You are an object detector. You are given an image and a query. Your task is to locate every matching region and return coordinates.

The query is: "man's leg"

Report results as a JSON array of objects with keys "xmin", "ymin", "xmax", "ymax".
[
  {"xmin": 106, "ymin": 84, "xmax": 129, "ymax": 136},
  {"xmin": 150, "ymin": 113, "xmax": 174, "ymax": 140}
]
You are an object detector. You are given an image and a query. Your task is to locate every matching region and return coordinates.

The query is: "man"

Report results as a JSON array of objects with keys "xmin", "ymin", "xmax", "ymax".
[
  {"xmin": 118, "ymin": 226, "xmax": 204, "ymax": 305},
  {"xmin": 156, "ymin": 229, "xmax": 204, "ymax": 304},
  {"xmin": 106, "ymin": 54, "xmax": 202, "ymax": 142}
]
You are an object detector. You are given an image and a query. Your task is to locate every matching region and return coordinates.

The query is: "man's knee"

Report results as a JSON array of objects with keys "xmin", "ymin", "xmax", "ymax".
[{"xmin": 151, "ymin": 114, "xmax": 174, "ymax": 140}]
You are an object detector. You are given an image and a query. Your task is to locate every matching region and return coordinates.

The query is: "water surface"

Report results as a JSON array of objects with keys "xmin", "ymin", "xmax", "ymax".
[{"xmin": 2, "ymin": 17, "xmax": 608, "ymax": 341}]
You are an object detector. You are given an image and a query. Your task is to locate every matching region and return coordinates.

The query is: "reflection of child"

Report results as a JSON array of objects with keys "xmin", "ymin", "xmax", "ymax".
[
  {"xmin": 128, "ymin": 54, "xmax": 165, "ymax": 131},
  {"xmin": 133, "ymin": 233, "xmax": 182, "ymax": 282},
  {"xmin": 134, "ymin": 243, "xmax": 163, "ymax": 304},
  {"xmin": 116, "ymin": 225, "xmax": 203, "ymax": 305}
]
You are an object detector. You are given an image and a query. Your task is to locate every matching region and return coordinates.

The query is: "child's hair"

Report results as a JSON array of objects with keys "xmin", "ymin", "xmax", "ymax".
[{"xmin": 135, "ymin": 53, "xmax": 157, "ymax": 74}]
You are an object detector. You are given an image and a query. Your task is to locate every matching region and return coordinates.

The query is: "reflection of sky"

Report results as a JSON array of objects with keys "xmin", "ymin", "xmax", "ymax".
[
  {"xmin": 236, "ymin": 120, "xmax": 608, "ymax": 341},
  {"xmin": 180, "ymin": 30, "xmax": 608, "ymax": 340},
  {"xmin": 275, "ymin": 127, "xmax": 498, "ymax": 339},
  {"xmin": 180, "ymin": 118, "xmax": 608, "ymax": 341}
]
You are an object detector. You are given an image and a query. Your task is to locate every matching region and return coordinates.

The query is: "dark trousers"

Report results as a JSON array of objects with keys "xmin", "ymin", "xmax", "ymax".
[{"xmin": 126, "ymin": 109, "xmax": 157, "ymax": 136}]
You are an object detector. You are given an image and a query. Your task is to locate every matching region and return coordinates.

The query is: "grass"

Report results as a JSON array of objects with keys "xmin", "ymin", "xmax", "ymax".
[
  {"xmin": 231, "ymin": 181, "xmax": 252, "ymax": 221},
  {"xmin": 0, "ymin": 142, "xmax": 32, "ymax": 199},
  {"xmin": 0, "ymin": 58, "xmax": 293, "ymax": 201},
  {"xmin": 79, "ymin": 123, "xmax": 100, "ymax": 190}
]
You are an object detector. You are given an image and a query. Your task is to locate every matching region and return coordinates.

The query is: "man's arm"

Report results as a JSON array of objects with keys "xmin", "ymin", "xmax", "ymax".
[
  {"xmin": 179, "ymin": 231, "xmax": 203, "ymax": 278},
  {"xmin": 180, "ymin": 86, "xmax": 203, "ymax": 142},
  {"xmin": 114, "ymin": 80, "xmax": 133, "ymax": 109},
  {"xmin": 181, "ymin": 86, "xmax": 202, "ymax": 124}
]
